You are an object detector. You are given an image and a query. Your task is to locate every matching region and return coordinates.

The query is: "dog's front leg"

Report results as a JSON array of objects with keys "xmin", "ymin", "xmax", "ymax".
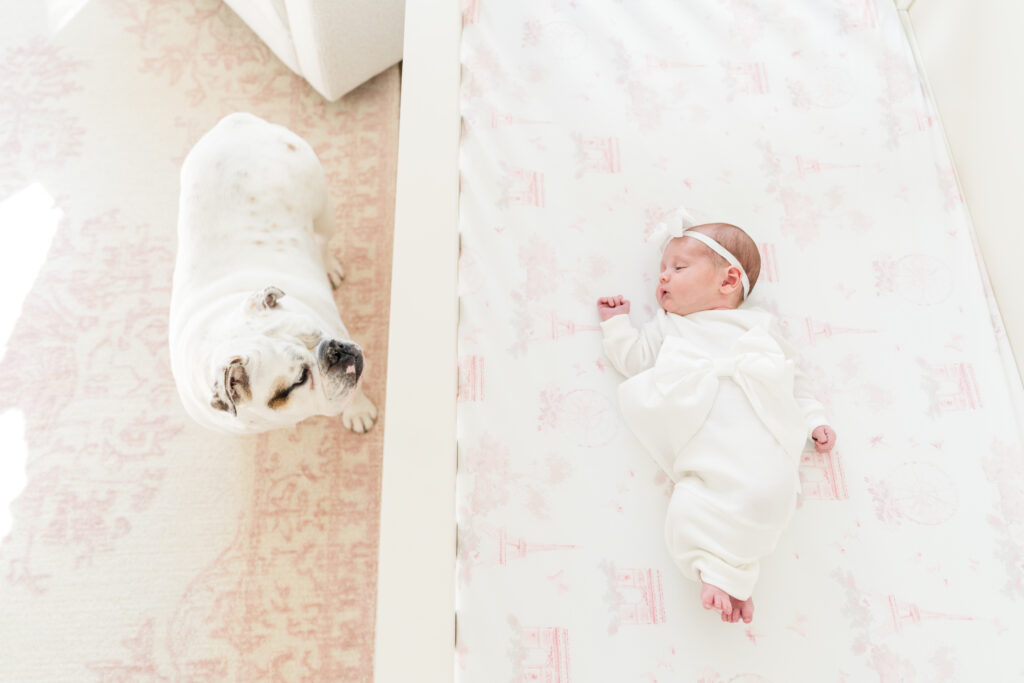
[{"xmin": 341, "ymin": 386, "xmax": 378, "ymax": 433}]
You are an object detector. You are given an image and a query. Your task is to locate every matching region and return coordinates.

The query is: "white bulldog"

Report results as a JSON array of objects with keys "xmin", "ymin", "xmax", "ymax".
[{"xmin": 169, "ymin": 112, "xmax": 377, "ymax": 435}]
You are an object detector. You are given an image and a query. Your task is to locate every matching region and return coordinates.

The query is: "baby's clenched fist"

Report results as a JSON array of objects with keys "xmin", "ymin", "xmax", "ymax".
[
  {"xmin": 811, "ymin": 425, "xmax": 837, "ymax": 454},
  {"xmin": 597, "ymin": 295, "xmax": 630, "ymax": 321}
]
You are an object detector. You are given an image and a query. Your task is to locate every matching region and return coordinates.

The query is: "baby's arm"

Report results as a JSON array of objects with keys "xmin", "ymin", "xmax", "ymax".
[
  {"xmin": 597, "ymin": 296, "xmax": 665, "ymax": 377},
  {"xmin": 768, "ymin": 322, "xmax": 837, "ymax": 452}
]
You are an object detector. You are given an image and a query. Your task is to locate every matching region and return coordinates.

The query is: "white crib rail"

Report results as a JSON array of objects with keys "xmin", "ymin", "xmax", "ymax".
[{"xmin": 373, "ymin": 0, "xmax": 461, "ymax": 680}]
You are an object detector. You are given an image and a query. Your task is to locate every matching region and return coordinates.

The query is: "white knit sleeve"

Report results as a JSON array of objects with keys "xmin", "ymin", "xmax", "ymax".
[
  {"xmin": 600, "ymin": 313, "xmax": 665, "ymax": 378},
  {"xmin": 766, "ymin": 320, "xmax": 829, "ymax": 435}
]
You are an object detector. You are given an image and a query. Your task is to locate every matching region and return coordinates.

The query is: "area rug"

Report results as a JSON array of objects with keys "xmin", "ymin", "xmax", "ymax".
[{"xmin": 0, "ymin": 1, "xmax": 398, "ymax": 679}]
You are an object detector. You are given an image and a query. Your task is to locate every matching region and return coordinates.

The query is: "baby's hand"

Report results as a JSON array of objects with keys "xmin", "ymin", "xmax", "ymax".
[
  {"xmin": 811, "ymin": 425, "xmax": 837, "ymax": 454},
  {"xmin": 597, "ymin": 295, "xmax": 630, "ymax": 321}
]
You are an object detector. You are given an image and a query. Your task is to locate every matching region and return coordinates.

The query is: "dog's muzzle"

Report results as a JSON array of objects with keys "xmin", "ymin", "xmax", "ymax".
[{"xmin": 321, "ymin": 340, "xmax": 363, "ymax": 382}]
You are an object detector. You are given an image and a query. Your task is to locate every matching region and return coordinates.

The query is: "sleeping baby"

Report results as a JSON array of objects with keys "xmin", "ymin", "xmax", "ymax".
[{"xmin": 597, "ymin": 216, "xmax": 836, "ymax": 624}]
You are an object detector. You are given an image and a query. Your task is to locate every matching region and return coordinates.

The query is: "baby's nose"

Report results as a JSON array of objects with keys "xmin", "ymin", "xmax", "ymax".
[{"xmin": 659, "ymin": 271, "xmax": 670, "ymax": 283}]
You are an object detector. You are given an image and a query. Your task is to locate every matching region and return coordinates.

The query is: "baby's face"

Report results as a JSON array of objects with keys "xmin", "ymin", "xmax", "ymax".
[{"xmin": 656, "ymin": 238, "xmax": 729, "ymax": 316}]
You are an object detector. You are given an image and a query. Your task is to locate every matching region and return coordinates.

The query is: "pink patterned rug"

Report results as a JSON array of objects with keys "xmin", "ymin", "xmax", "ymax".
[{"xmin": 0, "ymin": 1, "xmax": 398, "ymax": 680}]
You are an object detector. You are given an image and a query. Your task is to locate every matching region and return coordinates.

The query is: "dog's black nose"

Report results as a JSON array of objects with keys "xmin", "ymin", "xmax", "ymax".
[
  {"xmin": 325, "ymin": 340, "xmax": 355, "ymax": 366},
  {"xmin": 324, "ymin": 340, "xmax": 363, "ymax": 378}
]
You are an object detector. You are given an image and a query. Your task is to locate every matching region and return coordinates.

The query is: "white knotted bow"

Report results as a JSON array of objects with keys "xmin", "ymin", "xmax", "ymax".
[
  {"xmin": 652, "ymin": 206, "xmax": 699, "ymax": 252},
  {"xmin": 619, "ymin": 326, "xmax": 807, "ymax": 478}
]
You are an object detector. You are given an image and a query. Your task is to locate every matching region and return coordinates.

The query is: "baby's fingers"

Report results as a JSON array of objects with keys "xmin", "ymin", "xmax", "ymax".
[
  {"xmin": 814, "ymin": 433, "xmax": 835, "ymax": 453},
  {"xmin": 598, "ymin": 296, "xmax": 626, "ymax": 308}
]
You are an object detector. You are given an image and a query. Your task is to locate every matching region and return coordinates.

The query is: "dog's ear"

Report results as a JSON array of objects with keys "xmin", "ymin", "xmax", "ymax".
[
  {"xmin": 210, "ymin": 395, "xmax": 233, "ymax": 414},
  {"xmin": 210, "ymin": 357, "xmax": 250, "ymax": 415},
  {"xmin": 244, "ymin": 286, "xmax": 285, "ymax": 314}
]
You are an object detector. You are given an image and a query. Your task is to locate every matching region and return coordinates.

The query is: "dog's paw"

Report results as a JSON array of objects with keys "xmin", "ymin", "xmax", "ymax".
[
  {"xmin": 325, "ymin": 254, "xmax": 345, "ymax": 290},
  {"xmin": 342, "ymin": 390, "xmax": 377, "ymax": 433}
]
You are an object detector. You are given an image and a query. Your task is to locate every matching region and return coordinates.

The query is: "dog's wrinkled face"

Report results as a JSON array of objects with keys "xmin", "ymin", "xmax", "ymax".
[{"xmin": 207, "ymin": 286, "xmax": 363, "ymax": 431}]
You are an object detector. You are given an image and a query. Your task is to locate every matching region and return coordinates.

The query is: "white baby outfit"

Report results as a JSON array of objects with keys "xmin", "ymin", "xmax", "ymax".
[{"xmin": 601, "ymin": 307, "xmax": 827, "ymax": 600}]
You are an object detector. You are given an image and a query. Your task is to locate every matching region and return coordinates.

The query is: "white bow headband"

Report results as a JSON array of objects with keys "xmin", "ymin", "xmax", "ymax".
[{"xmin": 654, "ymin": 207, "xmax": 751, "ymax": 300}]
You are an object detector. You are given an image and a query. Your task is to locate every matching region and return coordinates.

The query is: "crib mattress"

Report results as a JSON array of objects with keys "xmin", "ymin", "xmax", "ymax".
[{"xmin": 455, "ymin": 1, "xmax": 1024, "ymax": 680}]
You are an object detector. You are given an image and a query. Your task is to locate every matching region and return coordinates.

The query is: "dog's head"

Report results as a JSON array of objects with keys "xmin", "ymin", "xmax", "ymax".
[{"xmin": 204, "ymin": 286, "xmax": 363, "ymax": 433}]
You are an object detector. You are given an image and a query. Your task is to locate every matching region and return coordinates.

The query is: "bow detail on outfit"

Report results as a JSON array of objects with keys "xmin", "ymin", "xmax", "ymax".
[
  {"xmin": 618, "ymin": 326, "xmax": 809, "ymax": 478},
  {"xmin": 651, "ymin": 327, "xmax": 802, "ymax": 454}
]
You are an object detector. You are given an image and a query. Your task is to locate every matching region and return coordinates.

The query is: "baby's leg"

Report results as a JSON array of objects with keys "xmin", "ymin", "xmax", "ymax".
[{"xmin": 665, "ymin": 480, "xmax": 762, "ymax": 621}]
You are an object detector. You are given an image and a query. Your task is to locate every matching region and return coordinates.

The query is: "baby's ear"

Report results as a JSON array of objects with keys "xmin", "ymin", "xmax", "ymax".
[
  {"xmin": 243, "ymin": 286, "xmax": 285, "ymax": 314},
  {"xmin": 720, "ymin": 266, "xmax": 745, "ymax": 298}
]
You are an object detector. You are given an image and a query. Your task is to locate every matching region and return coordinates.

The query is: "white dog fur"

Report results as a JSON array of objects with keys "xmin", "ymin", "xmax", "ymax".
[{"xmin": 169, "ymin": 113, "xmax": 377, "ymax": 435}]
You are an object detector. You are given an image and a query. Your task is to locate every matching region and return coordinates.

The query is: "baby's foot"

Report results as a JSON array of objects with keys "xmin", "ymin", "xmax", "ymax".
[
  {"xmin": 700, "ymin": 581, "xmax": 733, "ymax": 621},
  {"xmin": 730, "ymin": 595, "xmax": 754, "ymax": 624}
]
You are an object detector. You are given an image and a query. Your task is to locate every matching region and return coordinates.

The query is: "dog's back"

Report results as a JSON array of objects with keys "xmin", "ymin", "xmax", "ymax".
[{"xmin": 176, "ymin": 113, "xmax": 328, "ymax": 279}]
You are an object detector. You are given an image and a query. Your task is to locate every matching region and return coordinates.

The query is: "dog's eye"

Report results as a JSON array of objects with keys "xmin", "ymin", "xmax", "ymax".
[{"xmin": 269, "ymin": 366, "xmax": 310, "ymax": 409}]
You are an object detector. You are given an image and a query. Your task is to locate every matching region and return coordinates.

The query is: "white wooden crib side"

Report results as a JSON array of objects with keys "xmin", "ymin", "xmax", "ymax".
[
  {"xmin": 373, "ymin": 0, "xmax": 462, "ymax": 680},
  {"xmin": 898, "ymin": 0, "xmax": 1024, "ymax": 382}
]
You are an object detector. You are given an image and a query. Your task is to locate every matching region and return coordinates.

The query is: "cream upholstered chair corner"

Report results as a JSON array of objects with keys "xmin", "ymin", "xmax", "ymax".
[{"xmin": 224, "ymin": 0, "xmax": 405, "ymax": 101}]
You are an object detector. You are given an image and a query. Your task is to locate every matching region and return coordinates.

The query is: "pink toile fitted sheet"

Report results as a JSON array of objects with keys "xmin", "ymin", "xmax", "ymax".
[{"xmin": 455, "ymin": 0, "xmax": 1024, "ymax": 680}]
